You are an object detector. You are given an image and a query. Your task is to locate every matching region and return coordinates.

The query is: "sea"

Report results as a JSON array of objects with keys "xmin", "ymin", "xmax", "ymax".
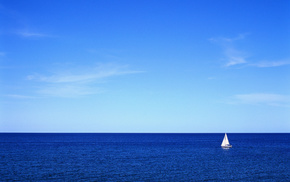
[{"xmin": 0, "ymin": 133, "xmax": 289, "ymax": 181}]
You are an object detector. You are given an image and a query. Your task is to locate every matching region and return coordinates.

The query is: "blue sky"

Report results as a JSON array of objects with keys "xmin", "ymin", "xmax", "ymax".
[{"xmin": 1, "ymin": 0, "xmax": 289, "ymax": 132}]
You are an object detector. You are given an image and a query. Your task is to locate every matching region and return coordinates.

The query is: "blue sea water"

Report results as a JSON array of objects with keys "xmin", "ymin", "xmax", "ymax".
[{"xmin": 0, "ymin": 133, "xmax": 289, "ymax": 181}]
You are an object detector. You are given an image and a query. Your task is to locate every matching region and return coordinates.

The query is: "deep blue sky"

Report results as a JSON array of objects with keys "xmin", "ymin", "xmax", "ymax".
[{"xmin": 1, "ymin": 0, "xmax": 289, "ymax": 132}]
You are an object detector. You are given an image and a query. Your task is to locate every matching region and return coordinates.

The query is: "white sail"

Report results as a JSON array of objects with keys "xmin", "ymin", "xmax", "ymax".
[{"xmin": 221, "ymin": 133, "xmax": 231, "ymax": 147}]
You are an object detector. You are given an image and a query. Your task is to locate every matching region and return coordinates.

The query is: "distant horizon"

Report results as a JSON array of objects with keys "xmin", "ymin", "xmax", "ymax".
[{"xmin": 1, "ymin": 132, "xmax": 289, "ymax": 134}]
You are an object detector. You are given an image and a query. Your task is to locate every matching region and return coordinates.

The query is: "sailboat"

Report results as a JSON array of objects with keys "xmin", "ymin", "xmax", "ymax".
[{"xmin": 221, "ymin": 133, "xmax": 232, "ymax": 148}]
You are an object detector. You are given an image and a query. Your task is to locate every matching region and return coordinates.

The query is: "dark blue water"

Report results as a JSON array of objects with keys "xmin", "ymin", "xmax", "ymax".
[{"xmin": 0, "ymin": 133, "xmax": 289, "ymax": 181}]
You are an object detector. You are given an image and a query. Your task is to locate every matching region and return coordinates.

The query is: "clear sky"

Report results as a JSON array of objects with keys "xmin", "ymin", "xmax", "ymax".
[{"xmin": 1, "ymin": 0, "xmax": 289, "ymax": 133}]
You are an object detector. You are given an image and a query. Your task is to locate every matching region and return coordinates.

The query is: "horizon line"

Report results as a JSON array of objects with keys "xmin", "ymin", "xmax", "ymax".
[{"xmin": 0, "ymin": 132, "xmax": 289, "ymax": 134}]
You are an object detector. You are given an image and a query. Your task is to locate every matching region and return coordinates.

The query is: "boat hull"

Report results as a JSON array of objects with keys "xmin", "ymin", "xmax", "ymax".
[{"xmin": 221, "ymin": 145, "xmax": 232, "ymax": 148}]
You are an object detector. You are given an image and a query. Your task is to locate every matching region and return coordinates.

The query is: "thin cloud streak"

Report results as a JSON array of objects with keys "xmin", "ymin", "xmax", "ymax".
[
  {"xmin": 249, "ymin": 60, "xmax": 290, "ymax": 68},
  {"xmin": 27, "ymin": 65, "xmax": 143, "ymax": 83},
  {"xmin": 0, "ymin": 3, "xmax": 52, "ymax": 38},
  {"xmin": 5, "ymin": 94, "xmax": 38, "ymax": 99},
  {"xmin": 17, "ymin": 30, "xmax": 51, "ymax": 38},
  {"xmin": 211, "ymin": 34, "xmax": 290, "ymax": 68},
  {"xmin": 224, "ymin": 49, "xmax": 247, "ymax": 67},
  {"xmin": 37, "ymin": 84, "xmax": 103, "ymax": 98},
  {"xmin": 27, "ymin": 63, "xmax": 144, "ymax": 97},
  {"xmin": 209, "ymin": 33, "xmax": 248, "ymax": 43},
  {"xmin": 224, "ymin": 56, "xmax": 246, "ymax": 67},
  {"xmin": 230, "ymin": 93, "xmax": 290, "ymax": 107},
  {"xmin": 210, "ymin": 34, "xmax": 248, "ymax": 67}
]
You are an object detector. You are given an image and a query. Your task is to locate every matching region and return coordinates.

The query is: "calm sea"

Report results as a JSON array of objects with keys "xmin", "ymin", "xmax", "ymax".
[{"xmin": 0, "ymin": 133, "xmax": 289, "ymax": 181}]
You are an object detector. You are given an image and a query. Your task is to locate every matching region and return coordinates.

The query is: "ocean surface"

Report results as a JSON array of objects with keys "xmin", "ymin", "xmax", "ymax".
[{"xmin": 0, "ymin": 133, "xmax": 289, "ymax": 181}]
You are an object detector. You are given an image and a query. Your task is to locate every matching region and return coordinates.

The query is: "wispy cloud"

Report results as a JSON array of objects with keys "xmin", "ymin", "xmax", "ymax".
[
  {"xmin": 27, "ymin": 63, "xmax": 143, "ymax": 97},
  {"xmin": 209, "ymin": 33, "xmax": 247, "ymax": 43},
  {"xmin": 0, "ymin": 3, "xmax": 52, "ymax": 39},
  {"xmin": 0, "ymin": 52, "xmax": 6, "ymax": 56},
  {"xmin": 210, "ymin": 34, "xmax": 290, "ymax": 68},
  {"xmin": 223, "ymin": 47, "xmax": 247, "ymax": 67},
  {"xmin": 207, "ymin": 77, "xmax": 216, "ymax": 80},
  {"xmin": 249, "ymin": 60, "xmax": 290, "ymax": 68},
  {"xmin": 17, "ymin": 30, "xmax": 50, "ymax": 38},
  {"xmin": 5, "ymin": 94, "xmax": 38, "ymax": 99},
  {"xmin": 87, "ymin": 48, "xmax": 123, "ymax": 60},
  {"xmin": 37, "ymin": 84, "xmax": 102, "ymax": 98},
  {"xmin": 229, "ymin": 93, "xmax": 290, "ymax": 107},
  {"xmin": 28, "ymin": 64, "xmax": 142, "ymax": 83},
  {"xmin": 210, "ymin": 34, "xmax": 248, "ymax": 67}
]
